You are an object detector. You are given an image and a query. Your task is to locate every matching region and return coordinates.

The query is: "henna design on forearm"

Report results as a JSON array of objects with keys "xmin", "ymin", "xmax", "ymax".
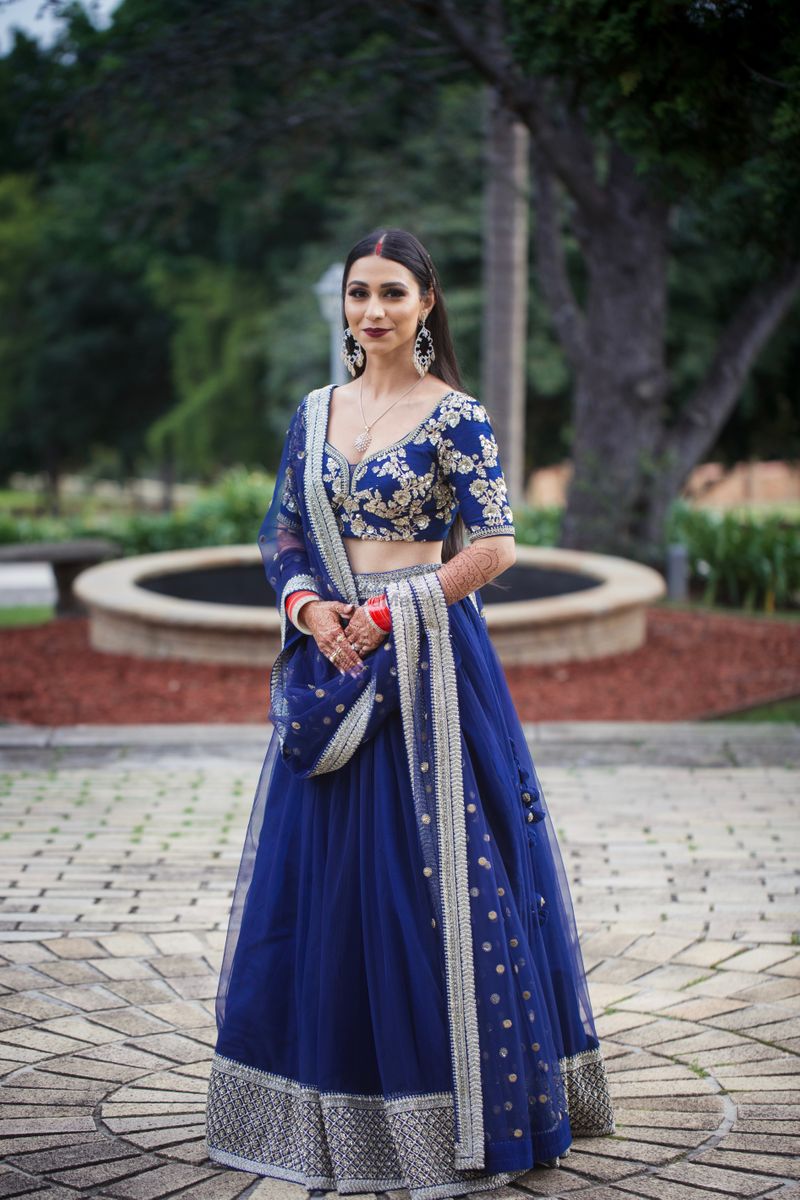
[{"xmin": 436, "ymin": 539, "xmax": 512, "ymax": 605}]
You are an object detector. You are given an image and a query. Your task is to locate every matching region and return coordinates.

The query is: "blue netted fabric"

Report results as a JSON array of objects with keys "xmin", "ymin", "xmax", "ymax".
[{"xmin": 205, "ymin": 385, "xmax": 615, "ymax": 1200}]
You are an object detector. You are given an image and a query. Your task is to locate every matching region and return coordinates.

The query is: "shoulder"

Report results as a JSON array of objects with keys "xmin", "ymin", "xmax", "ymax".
[
  {"xmin": 439, "ymin": 390, "xmax": 494, "ymax": 428},
  {"xmin": 435, "ymin": 393, "xmax": 503, "ymax": 472},
  {"xmin": 287, "ymin": 387, "xmax": 326, "ymax": 428},
  {"xmin": 299, "ymin": 384, "xmax": 334, "ymax": 418}
]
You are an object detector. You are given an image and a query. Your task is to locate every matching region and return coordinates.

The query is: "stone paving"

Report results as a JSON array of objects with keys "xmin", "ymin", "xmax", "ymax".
[{"xmin": 0, "ymin": 721, "xmax": 797, "ymax": 1200}]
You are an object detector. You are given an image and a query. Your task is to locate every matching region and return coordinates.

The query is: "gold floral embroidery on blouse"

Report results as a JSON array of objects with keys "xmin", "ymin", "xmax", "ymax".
[{"xmin": 320, "ymin": 392, "xmax": 515, "ymax": 543}]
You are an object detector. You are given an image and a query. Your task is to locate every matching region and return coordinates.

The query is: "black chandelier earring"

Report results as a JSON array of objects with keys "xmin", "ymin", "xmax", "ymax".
[
  {"xmin": 340, "ymin": 326, "xmax": 365, "ymax": 377},
  {"xmin": 413, "ymin": 315, "xmax": 435, "ymax": 377}
]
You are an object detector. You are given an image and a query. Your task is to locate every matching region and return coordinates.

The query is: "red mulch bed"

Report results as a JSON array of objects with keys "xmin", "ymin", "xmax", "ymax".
[{"xmin": 1, "ymin": 607, "xmax": 797, "ymax": 726}]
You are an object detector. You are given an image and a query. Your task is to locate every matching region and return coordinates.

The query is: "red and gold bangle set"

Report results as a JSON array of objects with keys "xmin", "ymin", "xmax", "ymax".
[
  {"xmin": 285, "ymin": 590, "xmax": 392, "ymax": 634},
  {"xmin": 285, "ymin": 589, "xmax": 318, "ymax": 629},
  {"xmin": 364, "ymin": 592, "xmax": 391, "ymax": 631}
]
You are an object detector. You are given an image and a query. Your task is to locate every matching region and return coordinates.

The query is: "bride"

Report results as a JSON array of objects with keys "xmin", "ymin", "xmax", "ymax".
[{"xmin": 205, "ymin": 226, "xmax": 615, "ymax": 1199}]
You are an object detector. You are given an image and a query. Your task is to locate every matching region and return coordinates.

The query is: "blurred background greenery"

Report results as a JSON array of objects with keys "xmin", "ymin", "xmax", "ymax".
[{"xmin": 0, "ymin": 0, "xmax": 798, "ymax": 618}]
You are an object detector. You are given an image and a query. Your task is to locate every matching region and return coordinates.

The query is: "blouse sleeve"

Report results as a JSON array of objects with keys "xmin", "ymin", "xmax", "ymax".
[{"xmin": 440, "ymin": 397, "xmax": 516, "ymax": 540}]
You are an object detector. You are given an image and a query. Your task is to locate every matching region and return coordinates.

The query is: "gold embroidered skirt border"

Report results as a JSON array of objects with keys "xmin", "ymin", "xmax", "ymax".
[
  {"xmin": 204, "ymin": 1046, "xmax": 614, "ymax": 1199},
  {"xmin": 558, "ymin": 1044, "xmax": 616, "ymax": 1136}
]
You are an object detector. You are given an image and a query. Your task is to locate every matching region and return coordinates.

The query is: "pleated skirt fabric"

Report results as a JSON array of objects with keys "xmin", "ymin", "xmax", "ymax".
[{"xmin": 205, "ymin": 563, "xmax": 612, "ymax": 1198}]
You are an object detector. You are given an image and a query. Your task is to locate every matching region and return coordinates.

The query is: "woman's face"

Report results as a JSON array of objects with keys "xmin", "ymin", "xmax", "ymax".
[{"xmin": 344, "ymin": 256, "xmax": 434, "ymax": 361}]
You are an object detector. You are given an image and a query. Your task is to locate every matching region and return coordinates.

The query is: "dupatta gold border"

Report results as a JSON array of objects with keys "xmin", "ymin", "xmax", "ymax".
[
  {"xmin": 304, "ymin": 386, "xmax": 359, "ymax": 605},
  {"xmin": 302, "ymin": 385, "xmax": 484, "ymax": 1169},
  {"xmin": 386, "ymin": 571, "xmax": 484, "ymax": 1170}
]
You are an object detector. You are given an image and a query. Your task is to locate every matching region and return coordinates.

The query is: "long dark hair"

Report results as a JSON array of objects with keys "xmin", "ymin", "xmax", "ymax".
[{"xmin": 340, "ymin": 227, "xmax": 467, "ymax": 563}]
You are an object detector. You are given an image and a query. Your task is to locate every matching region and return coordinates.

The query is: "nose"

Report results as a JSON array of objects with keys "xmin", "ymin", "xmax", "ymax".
[{"xmin": 365, "ymin": 298, "xmax": 385, "ymax": 320}]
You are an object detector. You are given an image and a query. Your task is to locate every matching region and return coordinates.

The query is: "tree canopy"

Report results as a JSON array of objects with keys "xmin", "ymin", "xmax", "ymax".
[{"xmin": 0, "ymin": 0, "xmax": 797, "ymax": 542}]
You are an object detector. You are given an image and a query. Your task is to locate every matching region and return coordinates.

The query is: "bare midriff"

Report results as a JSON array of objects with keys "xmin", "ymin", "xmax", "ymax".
[{"xmin": 342, "ymin": 537, "xmax": 444, "ymax": 575}]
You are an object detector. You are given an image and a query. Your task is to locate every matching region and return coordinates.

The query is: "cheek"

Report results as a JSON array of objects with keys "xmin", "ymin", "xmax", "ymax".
[{"xmin": 397, "ymin": 304, "xmax": 419, "ymax": 329}]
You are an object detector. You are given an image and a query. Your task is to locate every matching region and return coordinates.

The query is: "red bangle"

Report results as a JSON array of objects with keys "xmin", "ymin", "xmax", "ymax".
[
  {"xmin": 286, "ymin": 589, "xmax": 318, "ymax": 622},
  {"xmin": 365, "ymin": 591, "xmax": 391, "ymax": 632}
]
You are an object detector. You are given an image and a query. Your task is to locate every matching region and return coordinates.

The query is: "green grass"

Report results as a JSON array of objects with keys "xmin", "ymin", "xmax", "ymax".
[
  {"xmin": 0, "ymin": 489, "xmax": 42, "ymax": 512},
  {"xmin": 0, "ymin": 605, "xmax": 55, "ymax": 627},
  {"xmin": 656, "ymin": 596, "xmax": 800, "ymax": 623},
  {"xmin": 710, "ymin": 695, "xmax": 800, "ymax": 723},
  {"xmin": 0, "ymin": 482, "xmax": 213, "ymax": 522}
]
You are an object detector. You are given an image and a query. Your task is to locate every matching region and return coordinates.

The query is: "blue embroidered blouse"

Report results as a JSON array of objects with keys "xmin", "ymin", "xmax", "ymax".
[{"xmin": 286, "ymin": 388, "xmax": 516, "ymax": 543}]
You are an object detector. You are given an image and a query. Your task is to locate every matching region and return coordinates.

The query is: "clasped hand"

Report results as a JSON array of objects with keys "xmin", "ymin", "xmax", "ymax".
[{"xmin": 302, "ymin": 599, "xmax": 387, "ymax": 674}]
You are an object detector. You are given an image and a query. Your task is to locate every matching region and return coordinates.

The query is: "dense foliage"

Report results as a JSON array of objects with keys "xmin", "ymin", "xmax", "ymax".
[
  {"xmin": 507, "ymin": 0, "xmax": 800, "ymax": 257},
  {"xmin": 0, "ymin": 0, "xmax": 797, "ymax": 510}
]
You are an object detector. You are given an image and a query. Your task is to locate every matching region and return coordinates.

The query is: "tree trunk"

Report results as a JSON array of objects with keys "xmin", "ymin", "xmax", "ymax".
[
  {"xmin": 43, "ymin": 448, "xmax": 61, "ymax": 518},
  {"xmin": 480, "ymin": 83, "xmax": 530, "ymax": 510},
  {"xmin": 544, "ymin": 154, "xmax": 800, "ymax": 563},
  {"xmin": 161, "ymin": 433, "xmax": 176, "ymax": 514},
  {"xmin": 531, "ymin": 132, "xmax": 800, "ymax": 565},
  {"xmin": 556, "ymin": 156, "xmax": 671, "ymax": 563},
  {"xmin": 424, "ymin": 1, "xmax": 800, "ymax": 563},
  {"xmin": 642, "ymin": 259, "xmax": 800, "ymax": 548}
]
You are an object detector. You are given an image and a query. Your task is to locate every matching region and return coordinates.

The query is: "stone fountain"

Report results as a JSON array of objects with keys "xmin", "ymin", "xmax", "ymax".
[{"xmin": 74, "ymin": 544, "xmax": 665, "ymax": 667}]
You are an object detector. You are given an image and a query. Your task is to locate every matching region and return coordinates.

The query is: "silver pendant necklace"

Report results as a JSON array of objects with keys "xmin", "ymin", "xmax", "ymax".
[{"xmin": 353, "ymin": 372, "xmax": 426, "ymax": 454}]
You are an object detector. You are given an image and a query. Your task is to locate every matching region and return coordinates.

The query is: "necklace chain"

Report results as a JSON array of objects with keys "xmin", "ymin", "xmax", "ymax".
[{"xmin": 353, "ymin": 373, "xmax": 426, "ymax": 454}]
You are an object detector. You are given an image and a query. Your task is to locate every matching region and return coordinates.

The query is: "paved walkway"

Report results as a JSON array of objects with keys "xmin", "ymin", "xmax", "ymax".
[
  {"xmin": 0, "ymin": 564, "xmax": 56, "ymax": 608},
  {"xmin": 0, "ymin": 722, "xmax": 798, "ymax": 1199}
]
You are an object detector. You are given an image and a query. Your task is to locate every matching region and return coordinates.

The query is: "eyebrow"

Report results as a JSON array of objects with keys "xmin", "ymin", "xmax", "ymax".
[{"xmin": 347, "ymin": 280, "xmax": 408, "ymax": 288}]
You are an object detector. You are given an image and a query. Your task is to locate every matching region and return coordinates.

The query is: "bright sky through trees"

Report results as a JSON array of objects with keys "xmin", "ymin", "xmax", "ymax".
[{"xmin": 0, "ymin": 0, "xmax": 119, "ymax": 53}]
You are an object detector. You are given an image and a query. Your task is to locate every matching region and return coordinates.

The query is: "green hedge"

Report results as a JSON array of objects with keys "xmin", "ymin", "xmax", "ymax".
[
  {"xmin": 511, "ymin": 505, "xmax": 563, "ymax": 547},
  {"xmin": 0, "ymin": 467, "xmax": 274, "ymax": 556},
  {"xmin": 665, "ymin": 500, "xmax": 800, "ymax": 612}
]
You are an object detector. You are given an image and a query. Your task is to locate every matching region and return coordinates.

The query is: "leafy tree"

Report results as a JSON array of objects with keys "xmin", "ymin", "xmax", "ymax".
[
  {"xmin": 0, "ymin": 252, "xmax": 173, "ymax": 509},
  {"xmin": 4, "ymin": 0, "xmax": 798, "ymax": 551},
  {"xmin": 0, "ymin": 18, "xmax": 175, "ymax": 505},
  {"xmin": 144, "ymin": 258, "xmax": 271, "ymax": 479},
  {"xmin": 0, "ymin": 175, "xmax": 43, "ymax": 443},
  {"xmin": 403, "ymin": 0, "xmax": 800, "ymax": 559}
]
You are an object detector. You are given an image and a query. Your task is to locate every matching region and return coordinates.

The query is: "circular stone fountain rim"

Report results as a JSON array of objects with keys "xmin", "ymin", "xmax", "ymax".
[{"xmin": 74, "ymin": 543, "xmax": 665, "ymax": 632}]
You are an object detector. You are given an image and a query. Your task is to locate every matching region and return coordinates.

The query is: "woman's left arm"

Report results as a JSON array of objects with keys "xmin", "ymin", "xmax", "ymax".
[
  {"xmin": 344, "ymin": 533, "xmax": 515, "ymax": 652},
  {"xmin": 435, "ymin": 396, "xmax": 517, "ymax": 604},
  {"xmin": 435, "ymin": 534, "xmax": 516, "ymax": 605}
]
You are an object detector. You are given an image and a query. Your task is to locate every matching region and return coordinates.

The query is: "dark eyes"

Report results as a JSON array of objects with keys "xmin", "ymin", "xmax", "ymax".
[{"xmin": 348, "ymin": 289, "xmax": 405, "ymax": 298}]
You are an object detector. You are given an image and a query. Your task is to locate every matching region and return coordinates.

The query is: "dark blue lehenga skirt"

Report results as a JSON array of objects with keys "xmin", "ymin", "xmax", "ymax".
[{"xmin": 205, "ymin": 562, "xmax": 615, "ymax": 1199}]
